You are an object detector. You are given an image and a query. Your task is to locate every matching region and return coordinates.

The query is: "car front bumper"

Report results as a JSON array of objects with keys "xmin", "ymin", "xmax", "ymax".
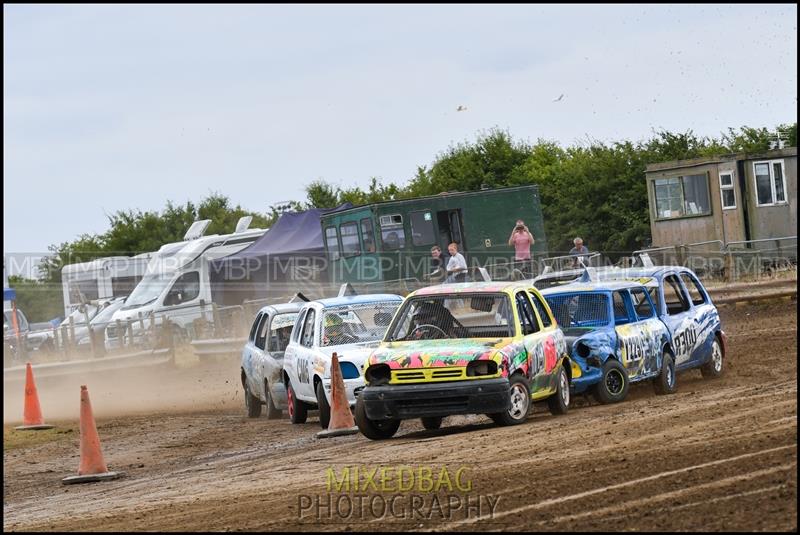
[
  {"xmin": 360, "ymin": 377, "xmax": 511, "ymax": 420},
  {"xmin": 322, "ymin": 377, "xmax": 365, "ymax": 407}
]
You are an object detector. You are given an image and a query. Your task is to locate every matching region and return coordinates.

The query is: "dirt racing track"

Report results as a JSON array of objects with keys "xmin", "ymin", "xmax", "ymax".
[{"xmin": 3, "ymin": 297, "xmax": 797, "ymax": 531}]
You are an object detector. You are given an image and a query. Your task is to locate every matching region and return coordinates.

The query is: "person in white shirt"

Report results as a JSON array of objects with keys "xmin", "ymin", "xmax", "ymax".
[{"xmin": 445, "ymin": 242, "xmax": 468, "ymax": 283}]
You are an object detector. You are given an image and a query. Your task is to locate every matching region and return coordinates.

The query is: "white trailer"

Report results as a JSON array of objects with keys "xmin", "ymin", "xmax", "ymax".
[{"xmin": 61, "ymin": 253, "xmax": 152, "ymax": 317}]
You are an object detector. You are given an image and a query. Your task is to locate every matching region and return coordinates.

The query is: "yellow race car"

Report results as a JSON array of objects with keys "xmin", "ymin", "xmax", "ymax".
[{"xmin": 356, "ymin": 281, "xmax": 574, "ymax": 439}]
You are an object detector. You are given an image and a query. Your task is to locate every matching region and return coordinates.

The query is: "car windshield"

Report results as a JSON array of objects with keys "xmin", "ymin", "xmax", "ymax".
[
  {"xmin": 387, "ymin": 293, "xmax": 515, "ymax": 341},
  {"xmin": 321, "ymin": 301, "xmax": 400, "ymax": 346},
  {"xmin": 60, "ymin": 303, "xmax": 101, "ymax": 327},
  {"xmin": 544, "ymin": 292, "xmax": 610, "ymax": 332},
  {"xmin": 123, "ymin": 272, "xmax": 174, "ymax": 309},
  {"xmin": 91, "ymin": 300, "xmax": 125, "ymax": 326}
]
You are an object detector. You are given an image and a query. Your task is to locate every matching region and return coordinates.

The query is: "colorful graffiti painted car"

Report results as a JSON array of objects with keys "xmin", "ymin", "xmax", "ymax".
[
  {"xmin": 241, "ymin": 302, "xmax": 304, "ymax": 418},
  {"xmin": 540, "ymin": 281, "xmax": 675, "ymax": 403},
  {"xmin": 282, "ymin": 294, "xmax": 403, "ymax": 428},
  {"xmin": 355, "ymin": 281, "xmax": 573, "ymax": 440}
]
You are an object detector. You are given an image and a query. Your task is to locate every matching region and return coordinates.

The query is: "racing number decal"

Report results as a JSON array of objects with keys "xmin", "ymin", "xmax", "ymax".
[
  {"xmin": 297, "ymin": 358, "xmax": 310, "ymax": 384},
  {"xmin": 621, "ymin": 334, "xmax": 646, "ymax": 367},
  {"xmin": 673, "ymin": 325, "xmax": 698, "ymax": 358}
]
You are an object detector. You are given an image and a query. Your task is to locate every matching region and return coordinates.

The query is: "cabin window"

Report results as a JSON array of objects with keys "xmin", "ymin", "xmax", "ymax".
[
  {"xmin": 753, "ymin": 160, "xmax": 787, "ymax": 206},
  {"xmin": 679, "ymin": 272, "xmax": 707, "ymax": 306},
  {"xmin": 360, "ymin": 219, "xmax": 376, "ymax": 253},
  {"xmin": 409, "ymin": 210, "xmax": 436, "ymax": 246},
  {"xmin": 528, "ymin": 291, "xmax": 553, "ymax": 328},
  {"xmin": 630, "ymin": 287, "xmax": 655, "ymax": 319},
  {"xmin": 380, "ymin": 214, "xmax": 406, "ymax": 250},
  {"xmin": 248, "ymin": 312, "xmax": 263, "ymax": 342},
  {"xmin": 340, "ymin": 222, "xmax": 361, "ymax": 257},
  {"xmin": 325, "ymin": 226, "xmax": 340, "ymax": 261},
  {"xmin": 664, "ymin": 275, "xmax": 691, "ymax": 315},
  {"xmin": 719, "ymin": 172, "xmax": 736, "ymax": 209},
  {"xmin": 653, "ymin": 173, "xmax": 711, "ymax": 219}
]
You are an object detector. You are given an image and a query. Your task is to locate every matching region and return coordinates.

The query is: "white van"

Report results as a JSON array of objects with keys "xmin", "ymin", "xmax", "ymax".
[
  {"xmin": 61, "ymin": 254, "xmax": 152, "ymax": 317},
  {"xmin": 108, "ymin": 217, "xmax": 267, "ymax": 343}
]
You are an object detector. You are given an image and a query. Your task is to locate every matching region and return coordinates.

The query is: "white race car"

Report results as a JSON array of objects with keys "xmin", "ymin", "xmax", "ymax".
[{"xmin": 282, "ymin": 294, "xmax": 402, "ymax": 428}]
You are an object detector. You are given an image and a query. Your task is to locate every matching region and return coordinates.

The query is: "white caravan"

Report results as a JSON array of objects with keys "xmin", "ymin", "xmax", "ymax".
[
  {"xmin": 108, "ymin": 217, "xmax": 267, "ymax": 341},
  {"xmin": 61, "ymin": 254, "xmax": 152, "ymax": 317}
]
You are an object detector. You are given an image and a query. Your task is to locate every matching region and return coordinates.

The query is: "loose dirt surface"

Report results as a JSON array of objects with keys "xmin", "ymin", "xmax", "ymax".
[{"xmin": 3, "ymin": 299, "xmax": 797, "ymax": 531}]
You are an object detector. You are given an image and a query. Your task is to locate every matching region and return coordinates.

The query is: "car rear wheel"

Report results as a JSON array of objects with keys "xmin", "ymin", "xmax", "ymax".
[
  {"xmin": 316, "ymin": 381, "xmax": 331, "ymax": 429},
  {"xmin": 421, "ymin": 416, "xmax": 443, "ymax": 430},
  {"xmin": 355, "ymin": 397, "xmax": 400, "ymax": 440},
  {"xmin": 700, "ymin": 337, "xmax": 724, "ymax": 379},
  {"xmin": 287, "ymin": 380, "xmax": 308, "ymax": 424},
  {"xmin": 654, "ymin": 352, "xmax": 677, "ymax": 395},
  {"xmin": 547, "ymin": 366, "xmax": 570, "ymax": 415},
  {"xmin": 264, "ymin": 380, "xmax": 282, "ymax": 420},
  {"xmin": 593, "ymin": 359, "xmax": 629, "ymax": 404},
  {"xmin": 244, "ymin": 382, "xmax": 262, "ymax": 418},
  {"xmin": 489, "ymin": 374, "xmax": 530, "ymax": 426}
]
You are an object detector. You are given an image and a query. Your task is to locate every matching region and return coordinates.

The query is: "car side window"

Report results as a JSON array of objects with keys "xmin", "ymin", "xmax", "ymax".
[
  {"xmin": 528, "ymin": 291, "xmax": 553, "ymax": 328},
  {"xmin": 516, "ymin": 291, "xmax": 540, "ymax": 335},
  {"xmin": 612, "ymin": 291, "xmax": 633, "ymax": 325},
  {"xmin": 254, "ymin": 314, "xmax": 270, "ymax": 351},
  {"xmin": 680, "ymin": 272, "xmax": 707, "ymax": 306},
  {"xmin": 301, "ymin": 310, "xmax": 316, "ymax": 348},
  {"xmin": 248, "ymin": 312, "xmax": 263, "ymax": 342},
  {"xmin": 664, "ymin": 275, "xmax": 691, "ymax": 315},
  {"xmin": 630, "ymin": 288, "xmax": 655, "ymax": 319},
  {"xmin": 291, "ymin": 310, "xmax": 306, "ymax": 343}
]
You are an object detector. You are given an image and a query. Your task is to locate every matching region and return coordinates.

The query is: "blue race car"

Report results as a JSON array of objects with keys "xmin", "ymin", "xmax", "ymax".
[{"xmin": 541, "ymin": 281, "xmax": 674, "ymax": 403}]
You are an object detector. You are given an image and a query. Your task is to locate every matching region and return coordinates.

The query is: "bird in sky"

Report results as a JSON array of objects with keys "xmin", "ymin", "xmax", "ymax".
[
  {"xmin": 553, "ymin": 94, "xmax": 565, "ymax": 102},
  {"xmin": 456, "ymin": 105, "xmax": 467, "ymax": 112}
]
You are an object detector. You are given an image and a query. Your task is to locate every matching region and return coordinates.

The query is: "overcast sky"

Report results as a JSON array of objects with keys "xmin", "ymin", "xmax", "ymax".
[{"xmin": 4, "ymin": 4, "xmax": 797, "ymax": 269}]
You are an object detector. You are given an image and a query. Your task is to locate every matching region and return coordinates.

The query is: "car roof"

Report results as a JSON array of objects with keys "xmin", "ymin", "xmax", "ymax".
[
  {"xmin": 540, "ymin": 280, "xmax": 646, "ymax": 296},
  {"xmin": 411, "ymin": 280, "xmax": 534, "ymax": 297},
  {"xmin": 313, "ymin": 294, "xmax": 403, "ymax": 307}
]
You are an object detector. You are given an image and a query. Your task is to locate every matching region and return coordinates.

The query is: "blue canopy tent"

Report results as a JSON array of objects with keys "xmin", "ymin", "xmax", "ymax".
[{"xmin": 209, "ymin": 204, "xmax": 351, "ymax": 305}]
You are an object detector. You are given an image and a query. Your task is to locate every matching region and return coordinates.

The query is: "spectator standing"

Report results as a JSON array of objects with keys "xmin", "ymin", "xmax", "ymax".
[
  {"xmin": 508, "ymin": 220, "xmax": 535, "ymax": 278},
  {"xmin": 445, "ymin": 243, "xmax": 468, "ymax": 283},
  {"xmin": 569, "ymin": 237, "xmax": 590, "ymax": 267}
]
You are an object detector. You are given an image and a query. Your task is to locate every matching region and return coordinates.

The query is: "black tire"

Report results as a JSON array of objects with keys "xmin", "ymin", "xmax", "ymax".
[
  {"xmin": 264, "ymin": 380, "xmax": 282, "ymax": 420},
  {"xmin": 700, "ymin": 337, "xmax": 724, "ymax": 379},
  {"xmin": 316, "ymin": 381, "xmax": 331, "ymax": 429},
  {"xmin": 592, "ymin": 359, "xmax": 629, "ymax": 404},
  {"xmin": 244, "ymin": 381, "xmax": 262, "ymax": 418},
  {"xmin": 654, "ymin": 352, "xmax": 677, "ymax": 395},
  {"xmin": 489, "ymin": 374, "xmax": 531, "ymax": 426},
  {"xmin": 355, "ymin": 396, "xmax": 400, "ymax": 440},
  {"xmin": 287, "ymin": 380, "xmax": 308, "ymax": 424},
  {"xmin": 421, "ymin": 416, "xmax": 443, "ymax": 430},
  {"xmin": 547, "ymin": 365, "xmax": 570, "ymax": 415}
]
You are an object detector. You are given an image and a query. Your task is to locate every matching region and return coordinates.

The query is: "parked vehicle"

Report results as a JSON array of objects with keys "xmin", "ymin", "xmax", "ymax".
[
  {"xmin": 540, "ymin": 281, "xmax": 674, "ymax": 403},
  {"xmin": 3, "ymin": 307, "xmax": 56, "ymax": 365},
  {"xmin": 240, "ymin": 301, "xmax": 305, "ymax": 419},
  {"xmin": 108, "ymin": 217, "xmax": 267, "ymax": 344},
  {"xmin": 61, "ymin": 254, "xmax": 151, "ymax": 318},
  {"xmin": 356, "ymin": 281, "xmax": 572, "ymax": 440},
  {"xmin": 282, "ymin": 294, "xmax": 403, "ymax": 428},
  {"xmin": 71, "ymin": 297, "xmax": 127, "ymax": 350}
]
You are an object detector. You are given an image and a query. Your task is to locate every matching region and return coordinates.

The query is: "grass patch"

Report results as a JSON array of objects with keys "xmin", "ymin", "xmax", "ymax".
[{"xmin": 3, "ymin": 426, "xmax": 75, "ymax": 451}]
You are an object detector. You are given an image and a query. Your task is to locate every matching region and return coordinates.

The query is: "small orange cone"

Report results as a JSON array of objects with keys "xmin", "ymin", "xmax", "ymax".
[
  {"xmin": 15, "ymin": 363, "xmax": 54, "ymax": 431},
  {"xmin": 62, "ymin": 385, "xmax": 123, "ymax": 484},
  {"xmin": 316, "ymin": 353, "xmax": 359, "ymax": 438}
]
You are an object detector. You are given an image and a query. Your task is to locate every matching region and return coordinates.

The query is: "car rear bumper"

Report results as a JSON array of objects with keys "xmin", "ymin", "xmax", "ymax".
[{"xmin": 361, "ymin": 377, "xmax": 511, "ymax": 420}]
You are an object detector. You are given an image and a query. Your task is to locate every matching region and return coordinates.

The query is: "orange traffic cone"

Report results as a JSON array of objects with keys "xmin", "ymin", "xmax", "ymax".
[
  {"xmin": 316, "ymin": 353, "xmax": 359, "ymax": 438},
  {"xmin": 15, "ymin": 363, "xmax": 54, "ymax": 431},
  {"xmin": 62, "ymin": 385, "xmax": 123, "ymax": 484}
]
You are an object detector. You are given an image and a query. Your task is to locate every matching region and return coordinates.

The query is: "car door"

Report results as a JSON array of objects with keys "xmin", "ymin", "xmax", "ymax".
[
  {"xmin": 249, "ymin": 310, "xmax": 272, "ymax": 400},
  {"xmin": 242, "ymin": 312, "xmax": 264, "ymax": 396},
  {"xmin": 678, "ymin": 271, "xmax": 718, "ymax": 367},
  {"xmin": 294, "ymin": 307, "xmax": 318, "ymax": 401},
  {"xmin": 628, "ymin": 286, "xmax": 667, "ymax": 378},
  {"xmin": 514, "ymin": 290, "xmax": 552, "ymax": 398},
  {"xmin": 283, "ymin": 309, "xmax": 306, "ymax": 392},
  {"xmin": 658, "ymin": 273, "xmax": 697, "ymax": 368},
  {"xmin": 528, "ymin": 289, "xmax": 568, "ymax": 391}
]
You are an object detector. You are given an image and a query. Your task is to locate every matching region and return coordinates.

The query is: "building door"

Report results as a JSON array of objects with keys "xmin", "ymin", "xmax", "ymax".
[{"xmin": 436, "ymin": 210, "xmax": 466, "ymax": 252}]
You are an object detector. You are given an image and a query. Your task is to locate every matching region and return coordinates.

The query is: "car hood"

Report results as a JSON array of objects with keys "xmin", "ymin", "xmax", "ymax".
[
  {"xmin": 318, "ymin": 342, "xmax": 379, "ymax": 365},
  {"xmin": 367, "ymin": 338, "xmax": 511, "ymax": 369}
]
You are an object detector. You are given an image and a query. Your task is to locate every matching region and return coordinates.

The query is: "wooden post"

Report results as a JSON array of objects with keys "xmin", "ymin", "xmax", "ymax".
[
  {"xmin": 61, "ymin": 324, "xmax": 70, "ymax": 358},
  {"xmin": 212, "ymin": 303, "xmax": 220, "ymax": 338},
  {"xmin": 68, "ymin": 316, "xmax": 76, "ymax": 352},
  {"xmin": 83, "ymin": 308, "xmax": 97, "ymax": 359},
  {"xmin": 149, "ymin": 312, "xmax": 156, "ymax": 348},
  {"xmin": 724, "ymin": 252, "xmax": 734, "ymax": 283},
  {"xmin": 115, "ymin": 319, "xmax": 123, "ymax": 350},
  {"xmin": 127, "ymin": 319, "xmax": 135, "ymax": 348},
  {"xmin": 138, "ymin": 311, "xmax": 145, "ymax": 331}
]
